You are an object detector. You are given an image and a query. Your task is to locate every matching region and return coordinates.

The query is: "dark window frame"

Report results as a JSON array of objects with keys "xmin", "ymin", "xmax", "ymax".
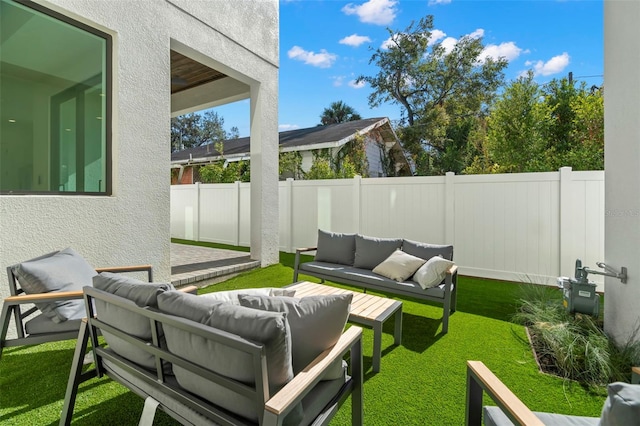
[{"xmin": 1, "ymin": 0, "xmax": 112, "ymax": 195}]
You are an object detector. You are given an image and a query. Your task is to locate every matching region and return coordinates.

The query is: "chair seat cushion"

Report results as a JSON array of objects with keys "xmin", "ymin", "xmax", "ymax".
[
  {"xmin": 199, "ymin": 287, "xmax": 296, "ymax": 305},
  {"xmin": 24, "ymin": 314, "xmax": 83, "ymax": 335},
  {"xmin": 483, "ymin": 406, "xmax": 599, "ymax": 426},
  {"xmin": 12, "ymin": 248, "xmax": 96, "ymax": 323}
]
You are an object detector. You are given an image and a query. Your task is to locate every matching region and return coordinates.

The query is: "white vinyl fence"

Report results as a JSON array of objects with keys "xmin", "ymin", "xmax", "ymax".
[{"xmin": 171, "ymin": 167, "xmax": 605, "ymax": 288}]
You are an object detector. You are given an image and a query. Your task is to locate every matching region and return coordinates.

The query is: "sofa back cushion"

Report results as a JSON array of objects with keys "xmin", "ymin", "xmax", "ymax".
[
  {"xmin": 402, "ymin": 239, "xmax": 454, "ymax": 261},
  {"xmin": 238, "ymin": 294, "xmax": 352, "ymax": 378},
  {"xmin": 353, "ymin": 235, "xmax": 403, "ymax": 270},
  {"xmin": 315, "ymin": 229, "xmax": 356, "ymax": 266},
  {"xmin": 157, "ymin": 291, "xmax": 296, "ymax": 424},
  {"xmin": 93, "ymin": 272, "xmax": 174, "ymax": 369},
  {"xmin": 12, "ymin": 247, "xmax": 96, "ymax": 323}
]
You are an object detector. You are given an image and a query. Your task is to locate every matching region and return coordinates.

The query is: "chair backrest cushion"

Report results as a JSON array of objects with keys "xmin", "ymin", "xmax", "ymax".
[
  {"xmin": 157, "ymin": 290, "xmax": 295, "ymax": 423},
  {"xmin": 402, "ymin": 239, "xmax": 454, "ymax": 261},
  {"xmin": 12, "ymin": 247, "xmax": 96, "ymax": 323},
  {"xmin": 93, "ymin": 272, "xmax": 174, "ymax": 370},
  {"xmin": 238, "ymin": 294, "xmax": 352, "ymax": 378},
  {"xmin": 315, "ymin": 229, "xmax": 356, "ymax": 266},
  {"xmin": 599, "ymin": 382, "xmax": 640, "ymax": 425},
  {"xmin": 353, "ymin": 234, "xmax": 403, "ymax": 270}
]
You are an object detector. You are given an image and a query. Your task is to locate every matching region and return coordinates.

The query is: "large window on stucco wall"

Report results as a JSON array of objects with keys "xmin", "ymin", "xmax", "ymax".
[{"xmin": 0, "ymin": 0, "xmax": 111, "ymax": 194}]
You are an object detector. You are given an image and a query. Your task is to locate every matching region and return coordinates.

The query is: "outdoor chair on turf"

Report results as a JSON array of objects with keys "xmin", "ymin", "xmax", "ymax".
[
  {"xmin": 465, "ymin": 360, "xmax": 640, "ymax": 426},
  {"xmin": 0, "ymin": 247, "xmax": 153, "ymax": 359},
  {"xmin": 60, "ymin": 280, "xmax": 364, "ymax": 426}
]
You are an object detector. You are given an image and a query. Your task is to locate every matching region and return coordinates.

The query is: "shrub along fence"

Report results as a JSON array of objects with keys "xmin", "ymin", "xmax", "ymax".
[{"xmin": 170, "ymin": 167, "xmax": 604, "ymax": 289}]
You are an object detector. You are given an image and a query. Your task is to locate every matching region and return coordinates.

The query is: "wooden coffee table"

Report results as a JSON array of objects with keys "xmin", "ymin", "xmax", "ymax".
[{"xmin": 288, "ymin": 281, "xmax": 402, "ymax": 373}]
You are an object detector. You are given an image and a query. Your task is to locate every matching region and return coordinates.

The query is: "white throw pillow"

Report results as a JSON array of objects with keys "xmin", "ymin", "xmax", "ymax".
[
  {"xmin": 413, "ymin": 255, "xmax": 455, "ymax": 289},
  {"xmin": 372, "ymin": 249, "xmax": 426, "ymax": 282}
]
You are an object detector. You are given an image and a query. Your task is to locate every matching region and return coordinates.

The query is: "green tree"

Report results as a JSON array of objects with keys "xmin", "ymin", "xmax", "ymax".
[
  {"xmin": 279, "ymin": 151, "xmax": 304, "ymax": 180},
  {"xmin": 171, "ymin": 111, "xmax": 238, "ymax": 152},
  {"xmin": 358, "ymin": 16, "xmax": 507, "ymax": 175},
  {"xmin": 483, "ymin": 72, "xmax": 553, "ymax": 173},
  {"xmin": 319, "ymin": 101, "xmax": 362, "ymax": 125}
]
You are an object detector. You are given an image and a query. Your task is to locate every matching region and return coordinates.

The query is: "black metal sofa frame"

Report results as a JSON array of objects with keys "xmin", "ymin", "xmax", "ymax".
[{"xmin": 60, "ymin": 286, "xmax": 364, "ymax": 426}]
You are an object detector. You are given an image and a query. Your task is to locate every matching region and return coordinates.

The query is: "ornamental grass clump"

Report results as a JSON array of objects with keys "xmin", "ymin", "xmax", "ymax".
[{"xmin": 513, "ymin": 285, "xmax": 640, "ymax": 387}]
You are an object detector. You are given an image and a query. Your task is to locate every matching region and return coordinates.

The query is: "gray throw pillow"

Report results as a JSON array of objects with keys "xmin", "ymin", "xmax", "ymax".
[
  {"xmin": 157, "ymin": 290, "xmax": 298, "ymax": 424},
  {"xmin": 238, "ymin": 294, "xmax": 352, "ymax": 379},
  {"xmin": 599, "ymin": 382, "xmax": 640, "ymax": 425},
  {"xmin": 315, "ymin": 229, "xmax": 356, "ymax": 266},
  {"xmin": 93, "ymin": 272, "xmax": 174, "ymax": 370},
  {"xmin": 402, "ymin": 239, "xmax": 454, "ymax": 261},
  {"xmin": 353, "ymin": 235, "xmax": 402, "ymax": 270},
  {"xmin": 12, "ymin": 247, "xmax": 97, "ymax": 323}
]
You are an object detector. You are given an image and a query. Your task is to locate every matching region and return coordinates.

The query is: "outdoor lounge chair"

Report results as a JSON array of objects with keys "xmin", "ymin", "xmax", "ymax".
[
  {"xmin": 60, "ymin": 282, "xmax": 364, "ymax": 425},
  {"xmin": 465, "ymin": 360, "xmax": 640, "ymax": 425},
  {"xmin": 0, "ymin": 248, "xmax": 153, "ymax": 359}
]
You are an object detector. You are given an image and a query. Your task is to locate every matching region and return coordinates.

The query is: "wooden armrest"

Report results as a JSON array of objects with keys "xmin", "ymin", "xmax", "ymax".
[
  {"xmin": 447, "ymin": 264, "xmax": 458, "ymax": 275},
  {"xmin": 4, "ymin": 290, "xmax": 85, "ymax": 304},
  {"xmin": 178, "ymin": 285, "xmax": 198, "ymax": 295},
  {"xmin": 295, "ymin": 247, "xmax": 317, "ymax": 254},
  {"xmin": 265, "ymin": 326, "xmax": 363, "ymax": 415},
  {"xmin": 95, "ymin": 264, "xmax": 153, "ymax": 273},
  {"xmin": 632, "ymin": 367, "xmax": 640, "ymax": 384},
  {"xmin": 467, "ymin": 361, "xmax": 543, "ymax": 426}
]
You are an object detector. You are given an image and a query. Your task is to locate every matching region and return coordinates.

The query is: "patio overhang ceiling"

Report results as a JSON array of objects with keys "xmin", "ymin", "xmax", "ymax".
[{"xmin": 170, "ymin": 50, "xmax": 250, "ymax": 117}]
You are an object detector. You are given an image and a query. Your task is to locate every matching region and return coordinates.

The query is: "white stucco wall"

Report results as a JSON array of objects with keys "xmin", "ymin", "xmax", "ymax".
[
  {"xmin": 0, "ymin": 0, "xmax": 279, "ymax": 308},
  {"xmin": 603, "ymin": 1, "xmax": 640, "ymax": 344}
]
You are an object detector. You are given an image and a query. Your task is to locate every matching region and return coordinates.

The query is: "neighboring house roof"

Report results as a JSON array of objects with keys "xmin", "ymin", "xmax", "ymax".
[{"xmin": 171, "ymin": 117, "xmax": 410, "ymax": 174}]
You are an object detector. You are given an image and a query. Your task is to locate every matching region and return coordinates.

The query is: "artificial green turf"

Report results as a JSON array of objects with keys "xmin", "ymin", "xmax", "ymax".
[{"xmin": 0, "ymin": 257, "xmax": 607, "ymax": 425}]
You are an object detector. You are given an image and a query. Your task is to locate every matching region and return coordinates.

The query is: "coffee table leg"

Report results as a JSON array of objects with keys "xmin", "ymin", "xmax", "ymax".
[
  {"xmin": 394, "ymin": 305, "xmax": 402, "ymax": 345},
  {"xmin": 372, "ymin": 321, "xmax": 382, "ymax": 373}
]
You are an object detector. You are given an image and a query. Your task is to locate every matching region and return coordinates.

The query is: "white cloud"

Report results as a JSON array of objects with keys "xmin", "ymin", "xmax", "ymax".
[
  {"xmin": 481, "ymin": 41, "xmax": 522, "ymax": 62},
  {"xmin": 468, "ymin": 28, "xmax": 484, "ymax": 40},
  {"xmin": 530, "ymin": 52, "xmax": 570, "ymax": 76},
  {"xmin": 279, "ymin": 124, "xmax": 300, "ymax": 131},
  {"xmin": 287, "ymin": 45, "xmax": 337, "ymax": 68},
  {"xmin": 428, "ymin": 29, "xmax": 447, "ymax": 46},
  {"xmin": 339, "ymin": 34, "xmax": 372, "ymax": 47},
  {"xmin": 440, "ymin": 36, "xmax": 458, "ymax": 53},
  {"xmin": 428, "ymin": 0, "xmax": 451, "ymax": 5},
  {"xmin": 342, "ymin": 0, "xmax": 397, "ymax": 25},
  {"xmin": 348, "ymin": 79, "xmax": 366, "ymax": 89},
  {"xmin": 332, "ymin": 76, "xmax": 345, "ymax": 87}
]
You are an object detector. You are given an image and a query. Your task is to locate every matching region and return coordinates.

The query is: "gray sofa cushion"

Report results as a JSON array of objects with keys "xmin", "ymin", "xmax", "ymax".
[
  {"xmin": 238, "ymin": 294, "xmax": 352, "ymax": 379},
  {"xmin": 402, "ymin": 239, "xmax": 454, "ymax": 261},
  {"xmin": 25, "ymin": 315, "xmax": 83, "ymax": 335},
  {"xmin": 315, "ymin": 230, "xmax": 356, "ymax": 266},
  {"xmin": 157, "ymin": 290, "xmax": 296, "ymax": 424},
  {"xmin": 483, "ymin": 406, "xmax": 599, "ymax": 426},
  {"xmin": 199, "ymin": 287, "xmax": 296, "ymax": 305},
  {"xmin": 93, "ymin": 272, "xmax": 174, "ymax": 370},
  {"xmin": 299, "ymin": 262, "xmax": 449, "ymax": 299},
  {"xmin": 599, "ymin": 382, "xmax": 640, "ymax": 425},
  {"xmin": 12, "ymin": 247, "xmax": 96, "ymax": 323},
  {"xmin": 353, "ymin": 235, "xmax": 402, "ymax": 270}
]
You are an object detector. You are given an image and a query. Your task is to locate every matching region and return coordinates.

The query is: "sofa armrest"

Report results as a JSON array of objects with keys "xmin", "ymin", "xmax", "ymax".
[
  {"xmin": 447, "ymin": 264, "xmax": 458, "ymax": 276},
  {"xmin": 3, "ymin": 290, "xmax": 84, "ymax": 305},
  {"xmin": 293, "ymin": 247, "xmax": 318, "ymax": 282},
  {"xmin": 265, "ymin": 326, "xmax": 362, "ymax": 417},
  {"xmin": 95, "ymin": 264, "xmax": 153, "ymax": 281},
  {"xmin": 466, "ymin": 360, "xmax": 543, "ymax": 426},
  {"xmin": 633, "ymin": 366, "xmax": 640, "ymax": 384},
  {"xmin": 178, "ymin": 285, "xmax": 198, "ymax": 295}
]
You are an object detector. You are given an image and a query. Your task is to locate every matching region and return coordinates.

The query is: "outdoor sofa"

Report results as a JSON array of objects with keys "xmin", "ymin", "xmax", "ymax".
[
  {"xmin": 293, "ymin": 230, "xmax": 458, "ymax": 334},
  {"xmin": 61, "ymin": 274, "xmax": 364, "ymax": 426}
]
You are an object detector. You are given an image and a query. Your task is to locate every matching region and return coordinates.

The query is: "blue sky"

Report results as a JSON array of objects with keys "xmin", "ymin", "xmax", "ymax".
[{"xmin": 214, "ymin": 0, "xmax": 603, "ymax": 137}]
